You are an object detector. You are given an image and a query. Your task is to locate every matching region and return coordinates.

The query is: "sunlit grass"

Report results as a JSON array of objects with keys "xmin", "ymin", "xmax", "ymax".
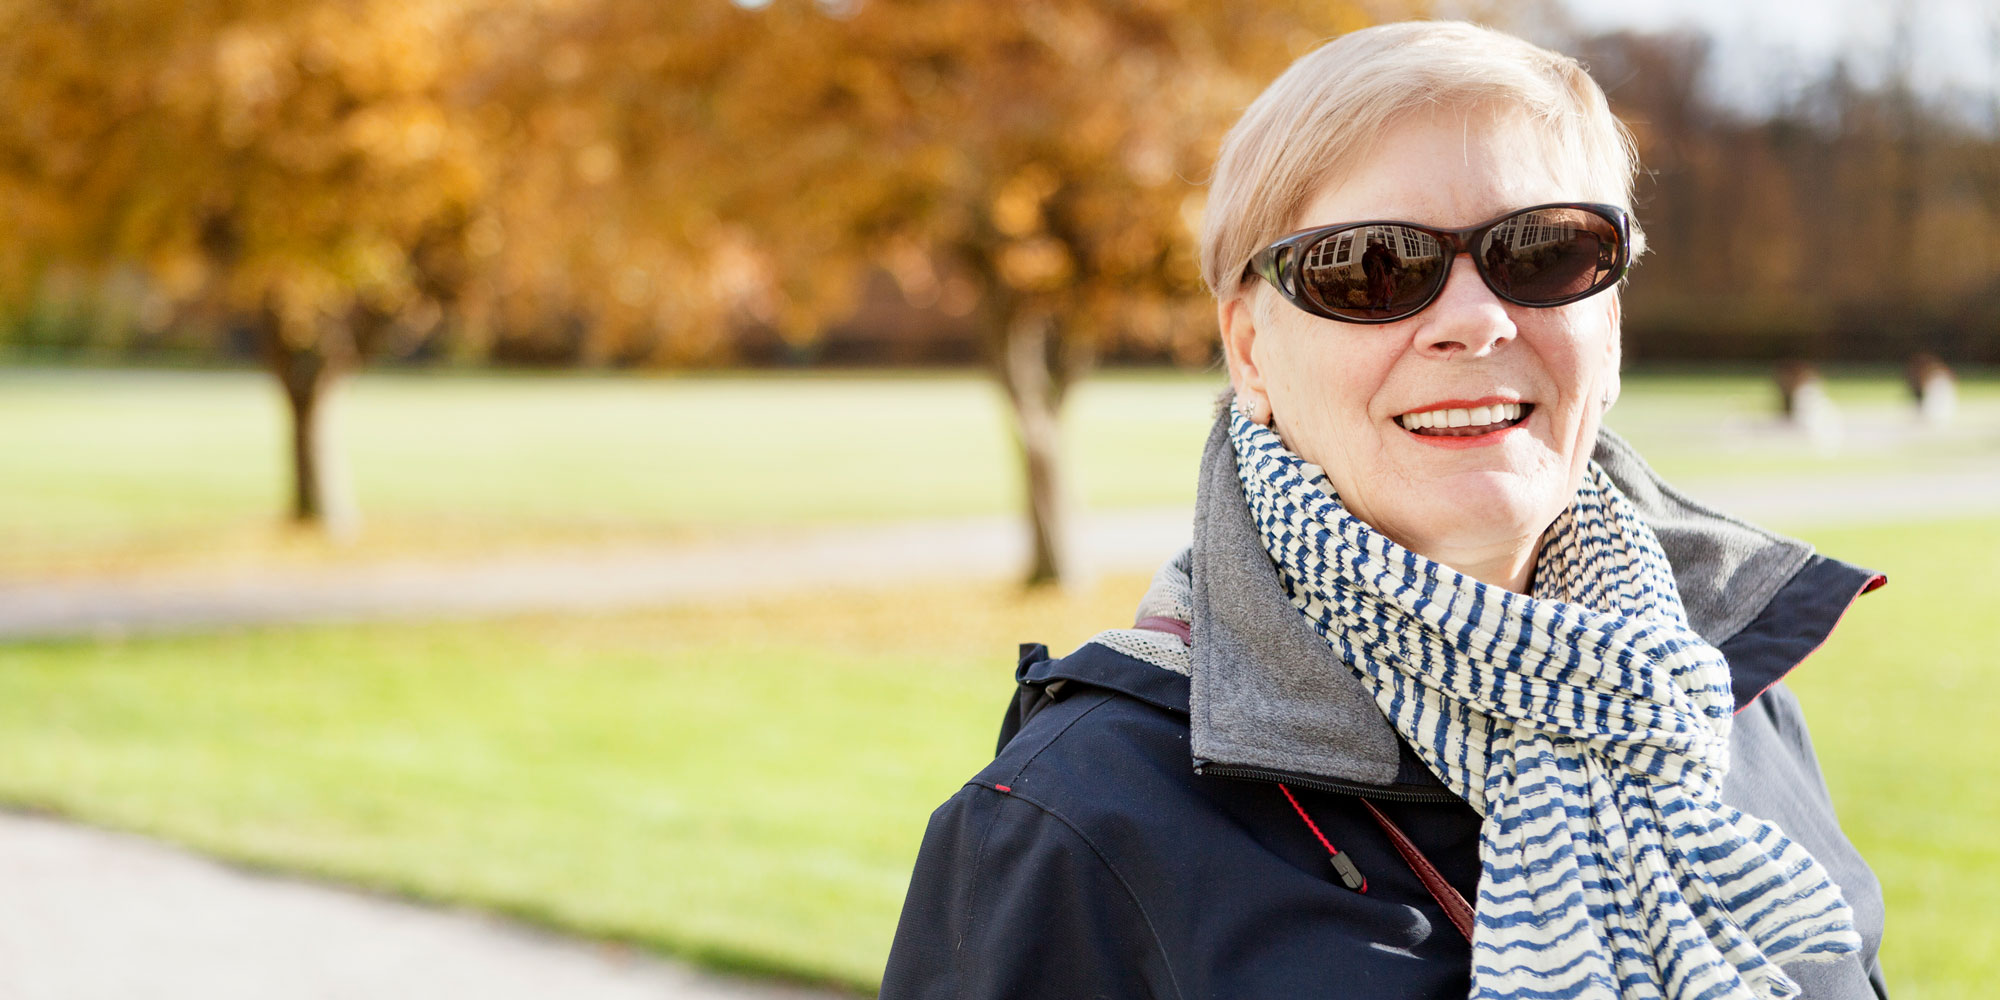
[
  {"xmin": 0, "ymin": 573, "xmax": 1151, "ymax": 992},
  {"xmin": 0, "ymin": 516, "xmax": 1994, "ymax": 996},
  {"xmin": 0, "ymin": 368, "xmax": 1215, "ymax": 577},
  {"xmin": 4, "ymin": 365, "xmax": 1998, "ymax": 577},
  {"xmin": 1783, "ymin": 517, "xmax": 2000, "ymax": 1000}
]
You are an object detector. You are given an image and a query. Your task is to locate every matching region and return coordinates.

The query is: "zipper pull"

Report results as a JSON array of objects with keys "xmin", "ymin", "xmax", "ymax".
[
  {"xmin": 1278, "ymin": 782, "xmax": 1368, "ymax": 893},
  {"xmin": 1329, "ymin": 851, "xmax": 1367, "ymax": 892}
]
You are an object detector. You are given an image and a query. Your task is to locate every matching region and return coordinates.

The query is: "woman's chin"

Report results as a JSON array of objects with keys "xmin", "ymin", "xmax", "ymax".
[{"xmin": 1372, "ymin": 473, "xmax": 1568, "ymax": 556}]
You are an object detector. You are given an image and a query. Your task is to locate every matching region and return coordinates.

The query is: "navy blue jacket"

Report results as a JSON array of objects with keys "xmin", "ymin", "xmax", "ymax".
[{"xmin": 881, "ymin": 424, "xmax": 1890, "ymax": 1000}]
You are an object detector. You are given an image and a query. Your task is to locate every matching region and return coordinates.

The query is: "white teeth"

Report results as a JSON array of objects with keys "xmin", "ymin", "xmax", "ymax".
[{"xmin": 1397, "ymin": 402, "xmax": 1527, "ymax": 431}]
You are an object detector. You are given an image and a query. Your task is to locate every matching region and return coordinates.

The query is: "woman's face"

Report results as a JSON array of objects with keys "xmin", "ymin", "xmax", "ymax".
[{"xmin": 1220, "ymin": 108, "xmax": 1622, "ymax": 586}]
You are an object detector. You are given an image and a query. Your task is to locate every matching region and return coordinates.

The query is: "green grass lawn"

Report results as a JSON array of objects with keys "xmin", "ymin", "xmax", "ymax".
[
  {"xmin": 1, "ymin": 516, "xmax": 1995, "ymax": 997},
  {"xmin": 4, "ymin": 365, "xmax": 1997, "ymax": 576},
  {"xmin": 0, "ymin": 577, "xmax": 1147, "ymax": 992},
  {"xmin": 1786, "ymin": 517, "xmax": 2000, "ymax": 1000},
  {"xmin": 0, "ymin": 368, "xmax": 1223, "ymax": 576}
]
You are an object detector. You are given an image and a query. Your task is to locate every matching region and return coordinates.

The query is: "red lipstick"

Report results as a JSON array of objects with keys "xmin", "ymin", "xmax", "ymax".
[{"xmin": 1396, "ymin": 397, "xmax": 1533, "ymax": 450}]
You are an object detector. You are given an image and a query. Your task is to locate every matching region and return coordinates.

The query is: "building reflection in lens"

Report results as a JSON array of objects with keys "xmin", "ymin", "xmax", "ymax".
[{"xmin": 1300, "ymin": 224, "xmax": 1441, "ymax": 317}]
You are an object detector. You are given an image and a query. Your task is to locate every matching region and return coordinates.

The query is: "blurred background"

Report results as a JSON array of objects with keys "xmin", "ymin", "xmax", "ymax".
[{"xmin": 1, "ymin": 0, "xmax": 1995, "ymax": 996}]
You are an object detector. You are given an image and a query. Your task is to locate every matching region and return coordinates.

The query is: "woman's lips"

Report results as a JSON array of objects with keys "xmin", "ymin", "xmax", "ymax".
[{"xmin": 1395, "ymin": 400, "xmax": 1534, "ymax": 448}]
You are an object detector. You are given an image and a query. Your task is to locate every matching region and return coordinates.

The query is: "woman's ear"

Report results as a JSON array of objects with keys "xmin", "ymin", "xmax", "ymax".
[{"xmin": 1219, "ymin": 293, "xmax": 1272, "ymax": 424}]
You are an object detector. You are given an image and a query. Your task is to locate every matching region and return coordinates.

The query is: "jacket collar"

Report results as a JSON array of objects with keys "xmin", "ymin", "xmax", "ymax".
[{"xmin": 1181, "ymin": 404, "xmax": 1881, "ymax": 789}]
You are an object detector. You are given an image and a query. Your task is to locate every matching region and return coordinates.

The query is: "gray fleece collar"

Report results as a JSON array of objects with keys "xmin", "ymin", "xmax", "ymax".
[{"xmin": 1186, "ymin": 404, "xmax": 1815, "ymax": 787}]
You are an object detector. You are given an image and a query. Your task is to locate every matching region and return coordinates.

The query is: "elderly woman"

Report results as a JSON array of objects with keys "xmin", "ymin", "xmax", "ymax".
[{"xmin": 881, "ymin": 21, "xmax": 1886, "ymax": 1000}]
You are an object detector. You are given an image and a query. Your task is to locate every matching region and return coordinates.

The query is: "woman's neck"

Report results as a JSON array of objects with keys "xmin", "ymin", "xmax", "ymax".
[{"xmin": 1409, "ymin": 532, "xmax": 1542, "ymax": 594}]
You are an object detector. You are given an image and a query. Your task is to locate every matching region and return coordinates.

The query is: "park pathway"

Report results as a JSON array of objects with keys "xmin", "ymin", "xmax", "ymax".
[
  {"xmin": 0, "ymin": 507, "xmax": 1193, "ymax": 640},
  {"xmin": 0, "ymin": 810, "xmax": 853, "ymax": 1000},
  {"xmin": 6, "ymin": 464, "xmax": 2000, "ymax": 640}
]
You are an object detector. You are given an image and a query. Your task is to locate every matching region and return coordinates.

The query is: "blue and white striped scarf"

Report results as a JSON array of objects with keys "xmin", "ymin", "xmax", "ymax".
[{"xmin": 1227, "ymin": 403, "xmax": 1858, "ymax": 1000}]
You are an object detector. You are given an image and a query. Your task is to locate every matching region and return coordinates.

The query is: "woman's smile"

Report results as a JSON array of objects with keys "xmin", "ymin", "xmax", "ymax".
[{"xmin": 1394, "ymin": 397, "xmax": 1534, "ymax": 449}]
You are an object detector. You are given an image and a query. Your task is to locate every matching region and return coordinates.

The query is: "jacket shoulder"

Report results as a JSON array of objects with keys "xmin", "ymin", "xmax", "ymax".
[
  {"xmin": 881, "ymin": 689, "xmax": 1187, "ymax": 1000},
  {"xmin": 978, "ymin": 642, "xmax": 1196, "ymax": 814}
]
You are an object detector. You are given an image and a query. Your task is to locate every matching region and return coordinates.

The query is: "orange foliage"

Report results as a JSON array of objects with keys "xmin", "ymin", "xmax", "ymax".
[
  {"xmin": 0, "ymin": 0, "xmax": 1411, "ymax": 366},
  {"xmin": 0, "ymin": 0, "xmax": 510, "ymax": 354}
]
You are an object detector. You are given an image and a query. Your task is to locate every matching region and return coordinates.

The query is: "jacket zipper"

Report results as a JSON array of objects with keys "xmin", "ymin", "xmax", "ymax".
[{"xmin": 1194, "ymin": 761, "xmax": 1460, "ymax": 803}]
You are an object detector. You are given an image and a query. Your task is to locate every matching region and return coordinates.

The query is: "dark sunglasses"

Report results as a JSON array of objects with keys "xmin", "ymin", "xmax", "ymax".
[{"xmin": 1243, "ymin": 202, "xmax": 1632, "ymax": 324}]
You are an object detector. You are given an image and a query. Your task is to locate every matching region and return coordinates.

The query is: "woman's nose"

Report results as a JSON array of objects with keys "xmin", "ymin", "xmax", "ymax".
[{"xmin": 1413, "ymin": 255, "xmax": 1515, "ymax": 358}]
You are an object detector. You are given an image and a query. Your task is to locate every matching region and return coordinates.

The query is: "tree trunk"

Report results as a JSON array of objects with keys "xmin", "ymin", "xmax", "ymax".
[
  {"xmin": 997, "ymin": 311, "xmax": 1073, "ymax": 588},
  {"xmin": 260, "ymin": 319, "xmax": 359, "ymax": 540}
]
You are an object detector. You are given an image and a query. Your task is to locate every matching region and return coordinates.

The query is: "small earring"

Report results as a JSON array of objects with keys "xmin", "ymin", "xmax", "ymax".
[{"xmin": 1241, "ymin": 396, "xmax": 1269, "ymax": 425}]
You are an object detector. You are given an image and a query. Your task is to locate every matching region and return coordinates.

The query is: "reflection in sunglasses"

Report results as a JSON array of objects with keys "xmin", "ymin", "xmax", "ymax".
[{"xmin": 1291, "ymin": 207, "xmax": 1619, "ymax": 320}]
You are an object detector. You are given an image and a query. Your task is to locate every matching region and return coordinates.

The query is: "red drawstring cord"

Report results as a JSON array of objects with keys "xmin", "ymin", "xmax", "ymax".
[
  {"xmin": 1124, "ymin": 618, "xmax": 1376, "ymax": 896},
  {"xmin": 1278, "ymin": 783, "xmax": 1367, "ymax": 892}
]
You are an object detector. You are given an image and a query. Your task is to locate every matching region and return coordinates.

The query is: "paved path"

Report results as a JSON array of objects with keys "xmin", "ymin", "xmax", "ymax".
[
  {"xmin": 0, "ymin": 810, "xmax": 854, "ymax": 1000},
  {"xmin": 0, "ymin": 508, "xmax": 1194, "ymax": 640},
  {"xmin": 7, "ymin": 466, "xmax": 2000, "ymax": 641},
  {"xmin": 1680, "ymin": 464, "xmax": 2000, "ymax": 529}
]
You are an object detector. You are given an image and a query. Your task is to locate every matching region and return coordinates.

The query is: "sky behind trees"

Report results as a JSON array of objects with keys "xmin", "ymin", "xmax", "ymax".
[{"xmin": 1554, "ymin": 0, "xmax": 1999, "ymax": 122}]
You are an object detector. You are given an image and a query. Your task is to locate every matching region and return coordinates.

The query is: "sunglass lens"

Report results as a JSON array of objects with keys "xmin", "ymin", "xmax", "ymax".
[
  {"xmin": 1479, "ymin": 208, "xmax": 1621, "ymax": 305},
  {"xmin": 1297, "ymin": 224, "xmax": 1448, "ymax": 321}
]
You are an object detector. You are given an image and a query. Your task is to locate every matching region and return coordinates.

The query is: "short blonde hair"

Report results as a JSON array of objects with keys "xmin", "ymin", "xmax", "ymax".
[{"xmin": 1198, "ymin": 21, "xmax": 1644, "ymax": 300}]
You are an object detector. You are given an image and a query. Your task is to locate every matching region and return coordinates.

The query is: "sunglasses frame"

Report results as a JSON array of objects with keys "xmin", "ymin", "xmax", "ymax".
[{"xmin": 1243, "ymin": 201, "xmax": 1633, "ymax": 325}]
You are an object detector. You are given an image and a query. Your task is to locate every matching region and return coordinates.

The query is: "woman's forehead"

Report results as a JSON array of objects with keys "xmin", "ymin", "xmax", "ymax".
[{"xmin": 1290, "ymin": 110, "xmax": 1589, "ymax": 231}]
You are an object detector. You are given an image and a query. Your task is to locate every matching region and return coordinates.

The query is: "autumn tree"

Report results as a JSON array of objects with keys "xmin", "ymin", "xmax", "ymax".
[
  {"xmin": 517, "ymin": 0, "xmax": 1414, "ymax": 584},
  {"xmin": 0, "ymin": 0, "xmax": 521, "ymax": 535},
  {"xmin": 437, "ymin": 3, "xmax": 772, "ymax": 370}
]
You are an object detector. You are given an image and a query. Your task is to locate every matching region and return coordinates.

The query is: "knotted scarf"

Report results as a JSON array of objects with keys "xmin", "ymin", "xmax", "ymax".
[{"xmin": 1226, "ymin": 402, "xmax": 1858, "ymax": 1000}]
